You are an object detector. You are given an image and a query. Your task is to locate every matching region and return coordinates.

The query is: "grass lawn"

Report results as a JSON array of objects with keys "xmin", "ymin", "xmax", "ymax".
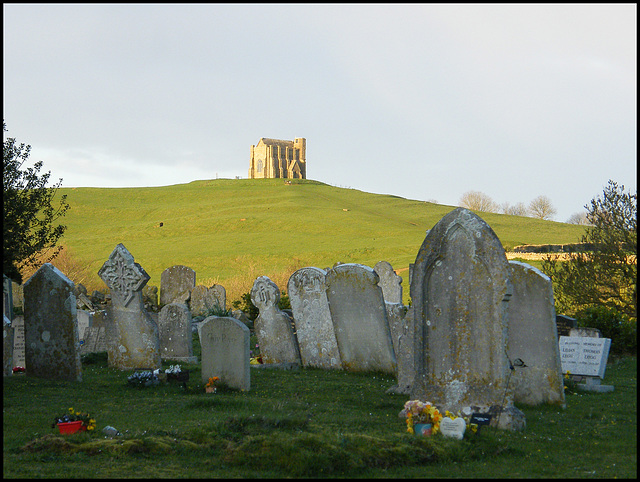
[{"xmin": 3, "ymin": 334, "xmax": 636, "ymax": 478}]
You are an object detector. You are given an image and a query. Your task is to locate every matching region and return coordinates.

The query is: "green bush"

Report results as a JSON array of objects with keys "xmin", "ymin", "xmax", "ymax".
[{"xmin": 576, "ymin": 305, "xmax": 637, "ymax": 355}]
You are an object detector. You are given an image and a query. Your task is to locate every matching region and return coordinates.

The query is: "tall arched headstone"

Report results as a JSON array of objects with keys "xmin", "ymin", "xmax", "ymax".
[
  {"xmin": 288, "ymin": 267, "xmax": 341, "ymax": 369},
  {"xmin": 23, "ymin": 263, "xmax": 82, "ymax": 381},
  {"xmin": 410, "ymin": 208, "xmax": 524, "ymax": 430},
  {"xmin": 98, "ymin": 244, "xmax": 161, "ymax": 370},
  {"xmin": 508, "ymin": 261, "xmax": 565, "ymax": 406}
]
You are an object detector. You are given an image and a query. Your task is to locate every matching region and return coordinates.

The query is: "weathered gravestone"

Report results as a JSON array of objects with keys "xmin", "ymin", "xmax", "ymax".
[
  {"xmin": 386, "ymin": 304, "xmax": 414, "ymax": 394},
  {"xmin": 189, "ymin": 284, "xmax": 226, "ymax": 317},
  {"xmin": 80, "ymin": 311, "xmax": 109, "ymax": 355},
  {"xmin": 160, "ymin": 265, "xmax": 196, "ymax": 306},
  {"xmin": 158, "ymin": 303, "xmax": 197, "ymax": 363},
  {"xmin": 287, "ymin": 267, "xmax": 341, "ymax": 369},
  {"xmin": 507, "ymin": 261, "xmax": 565, "ymax": 406},
  {"xmin": 199, "ymin": 316, "xmax": 250, "ymax": 391},
  {"xmin": 11, "ymin": 315, "xmax": 25, "ymax": 369},
  {"xmin": 410, "ymin": 208, "xmax": 525, "ymax": 430},
  {"xmin": 559, "ymin": 336, "xmax": 613, "ymax": 392},
  {"xmin": 77, "ymin": 309, "xmax": 92, "ymax": 341},
  {"xmin": 374, "ymin": 261, "xmax": 403, "ymax": 304},
  {"xmin": 3, "ymin": 315, "xmax": 13, "ymax": 376},
  {"xmin": 325, "ymin": 263, "xmax": 397, "ymax": 374},
  {"xmin": 24, "ymin": 263, "xmax": 82, "ymax": 382},
  {"xmin": 251, "ymin": 276, "xmax": 301, "ymax": 365},
  {"xmin": 569, "ymin": 327, "xmax": 602, "ymax": 338},
  {"xmin": 98, "ymin": 244, "xmax": 161, "ymax": 370}
]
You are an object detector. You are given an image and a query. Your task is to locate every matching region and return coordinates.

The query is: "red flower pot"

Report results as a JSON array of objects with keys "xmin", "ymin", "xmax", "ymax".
[{"xmin": 57, "ymin": 421, "xmax": 85, "ymax": 434}]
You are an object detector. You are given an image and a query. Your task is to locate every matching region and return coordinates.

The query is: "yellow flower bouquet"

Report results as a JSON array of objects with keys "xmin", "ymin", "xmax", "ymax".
[{"xmin": 403, "ymin": 400, "xmax": 443, "ymax": 435}]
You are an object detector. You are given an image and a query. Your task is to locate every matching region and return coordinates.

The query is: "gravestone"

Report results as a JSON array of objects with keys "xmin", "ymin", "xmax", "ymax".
[
  {"xmin": 199, "ymin": 316, "xmax": 250, "ymax": 391},
  {"xmin": 77, "ymin": 309, "xmax": 92, "ymax": 341},
  {"xmin": 160, "ymin": 265, "xmax": 196, "ymax": 306},
  {"xmin": 158, "ymin": 303, "xmax": 197, "ymax": 363},
  {"xmin": 374, "ymin": 261, "xmax": 403, "ymax": 304},
  {"xmin": 3, "ymin": 315, "xmax": 13, "ymax": 376},
  {"xmin": 287, "ymin": 267, "xmax": 341, "ymax": 369},
  {"xmin": 189, "ymin": 284, "xmax": 226, "ymax": 317},
  {"xmin": 387, "ymin": 305, "xmax": 414, "ymax": 394},
  {"xmin": 325, "ymin": 263, "xmax": 396, "ymax": 374},
  {"xmin": 80, "ymin": 310, "xmax": 109, "ymax": 355},
  {"xmin": 559, "ymin": 336, "xmax": 611, "ymax": 377},
  {"xmin": 570, "ymin": 327, "xmax": 602, "ymax": 338},
  {"xmin": 251, "ymin": 276, "xmax": 301, "ymax": 365},
  {"xmin": 3, "ymin": 275, "xmax": 13, "ymax": 320},
  {"xmin": 23, "ymin": 263, "xmax": 82, "ymax": 382},
  {"xmin": 98, "ymin": 244, "xmax": 161, "ymax": 370},
  {"xmin": 11, "ymin": 282, "xmax": 23, "ymax": 314},
  {"xmin": 507, "ymin": 261, "xmax": 565, "ymax": 406},
  {"xmin": 410, "ymin": 208, "xmax": 524, "ymax": 430},
  {"xmin": 555, "ymin": 314, "xmax": 577, "ymax": 337},
  {"xmin": 11, "ymin": 315, "xmax": 25, "ymax": 369}
]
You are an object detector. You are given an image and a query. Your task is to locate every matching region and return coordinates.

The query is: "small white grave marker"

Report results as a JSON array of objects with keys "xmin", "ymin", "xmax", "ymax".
[
  {"xmin": 559, "ymin": 336, "xmax": 611, "ymax": 379},
  {"xmin": 439, "ymin": 417, "xmax": 466, "ymax": 440}
]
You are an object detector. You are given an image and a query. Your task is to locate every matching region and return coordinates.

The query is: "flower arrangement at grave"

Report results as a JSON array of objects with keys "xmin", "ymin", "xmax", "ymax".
[
  {"xmin": 52, "ymin": 407, "xmax": 96, "ymax": 431},
  {"xmin": 403, "ymin": 400, "xmax": 443, "ymax": 434},
  {"xmin": 250, "ymin": 343, "xmax": 263, "ymax": 364},
  {"xmin": 205, "ymin": 376, "xmax": 220, "ymax": 393},
  {"xmin": 127, "ymin": 370, "xmax": 160, "ymax": 387},
  {"xmin": 164, "ymin": 364, "xmax": 189, "ymax": 382}
]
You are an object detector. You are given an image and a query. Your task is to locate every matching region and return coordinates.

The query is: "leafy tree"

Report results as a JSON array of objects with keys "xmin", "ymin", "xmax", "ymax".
[
  {"xmin": 3, "ymin": 122, "xmax": 70, "ymax": 283},
  {"xmin": 528, "ymin": 195, "xmax": 557, "ymax": 220},
  {"xmin": 459, "ymin": 190, "xmax": 498, "ymax": 213},
  {"xmin": 542, "ymin": 180, "xmax": 637, "ymax": 318}
]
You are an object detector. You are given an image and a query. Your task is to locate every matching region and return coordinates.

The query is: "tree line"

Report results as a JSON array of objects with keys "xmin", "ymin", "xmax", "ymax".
[{"xmin": 458, "ymin": 190, "xmax": 589, "ymax": 224}]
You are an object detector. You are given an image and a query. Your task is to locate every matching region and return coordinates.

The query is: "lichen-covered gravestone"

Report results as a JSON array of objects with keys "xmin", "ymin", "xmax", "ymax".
[
  {"xmin": 158, "ymin": 303, "xmax": 197, "ymax": 363},
  {"xmin": 160, "ymin": 265, "xmax": 196, "ymax": 306},
  {"xmin": 410, "ymin": 208, "xmax": 524, "ymax": 430},
  {"xmin": 98, "ymin": 244, "xmax": 161, "ymax": 370},
  {"xmin": 189, "ymin": 284, "xmax": 226, "ymax": 317},
  {"xmin": 374, "ymin": 260, "xmax": 403, "ymax": 304},
  {"xmin": 24, "ymin": 263, "xmax": 82, "ymax": 382},
  {"xmin": 199, "ymin": 316, "xmax": 250, "ymax": 391},
  {"xmin": 325, "ymin": 263, "xmax": 396, "ymax": 374},
  {"xmin": 288, "ymin": 267, "xmax": 341, "ymax": 369},
  {"xmin": 507, "ymin": 261, "xmax": 565, "ymax": 406},
  {"xmin": 251, "ymin": 276, "xmax": 301, "ymax": 365}
]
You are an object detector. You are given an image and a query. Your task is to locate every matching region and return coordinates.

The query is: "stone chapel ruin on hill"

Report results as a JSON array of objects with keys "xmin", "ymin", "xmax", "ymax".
[{"xmin": 248, "ymin": 137, "xmax": 306, "ymax": 179}]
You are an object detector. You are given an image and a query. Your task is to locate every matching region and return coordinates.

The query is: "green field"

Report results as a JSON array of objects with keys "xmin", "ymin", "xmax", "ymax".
[{"xmin": 51, "ymin": 178, "xmax": 585, "ymax": 304}]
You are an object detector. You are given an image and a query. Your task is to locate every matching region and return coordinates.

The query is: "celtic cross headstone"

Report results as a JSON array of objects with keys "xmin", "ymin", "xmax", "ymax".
[{"xmin": 98, "ymin": 244, "xmax": 161, "ymax": 369}]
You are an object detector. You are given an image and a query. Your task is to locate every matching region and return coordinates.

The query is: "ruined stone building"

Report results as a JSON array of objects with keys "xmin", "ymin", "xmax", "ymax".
[{"xmin": 248, "ymin": 137, "xmax": 306, "ymax": 179}]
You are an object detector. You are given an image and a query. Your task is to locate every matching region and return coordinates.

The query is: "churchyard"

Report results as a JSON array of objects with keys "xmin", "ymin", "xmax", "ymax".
[{"xmin": 3, "ymin": 205, "xmax": 636, "ymax": 478}]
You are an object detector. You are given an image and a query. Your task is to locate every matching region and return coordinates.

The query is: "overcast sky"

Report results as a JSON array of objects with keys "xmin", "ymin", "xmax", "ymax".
[{"xmin": 3, "ymin": 3, "xmax": 636, "ymax": 222}]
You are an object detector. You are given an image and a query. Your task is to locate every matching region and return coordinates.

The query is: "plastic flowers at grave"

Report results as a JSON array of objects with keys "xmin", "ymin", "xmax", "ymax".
[
  {"xmin": 403, "ymin": 400, "xmax": 443, "ymax": 434},
  {"xmin": 52, "ymin": 407, "xmax": 96, "ymax": 431},
  {"xmin": 165, "ymin": 364, "xmax": 182, "ymax": 375},
  {"xmin": 127, "ymin": 370, "xmax": 159, "ymax": 387},
  {"xmin": 205, "ymin": 377, "xmax": 220, "ymax": 393}
]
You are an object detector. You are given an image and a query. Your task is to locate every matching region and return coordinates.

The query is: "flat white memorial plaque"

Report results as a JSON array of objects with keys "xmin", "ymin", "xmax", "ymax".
[{"xmin": 559, "ymin": 336, "xmax": 611, "ymax": 379}]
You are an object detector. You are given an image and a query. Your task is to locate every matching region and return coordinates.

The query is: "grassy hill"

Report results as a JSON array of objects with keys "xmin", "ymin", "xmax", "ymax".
[{"xmin": 52, "ymin": 178, "xmax": 586, "ymax": 304}]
